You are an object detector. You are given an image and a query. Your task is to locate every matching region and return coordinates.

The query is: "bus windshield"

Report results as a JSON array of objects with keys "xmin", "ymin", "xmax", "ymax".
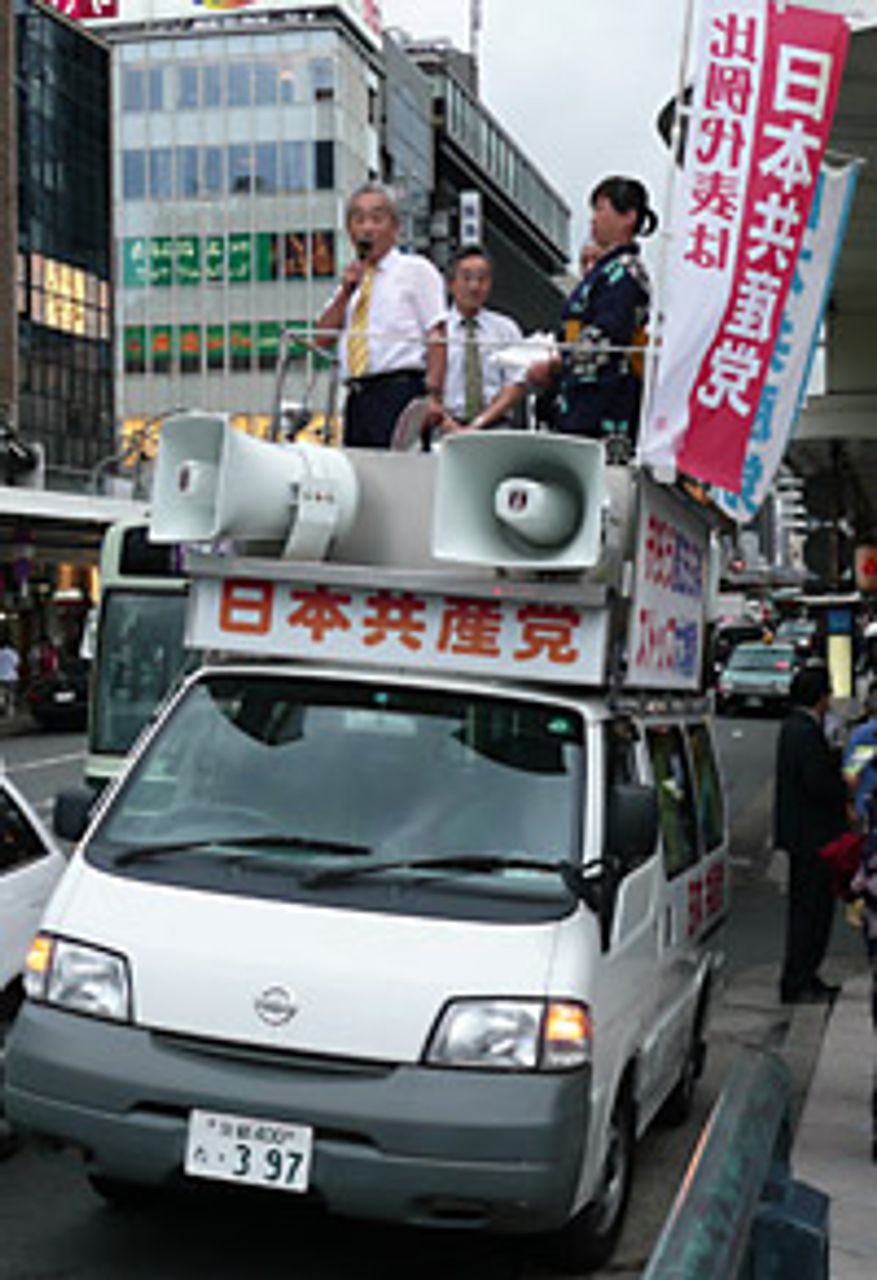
[{"xmin": 90, "ymin": 589, "xmax": 189, "ymax": 757}]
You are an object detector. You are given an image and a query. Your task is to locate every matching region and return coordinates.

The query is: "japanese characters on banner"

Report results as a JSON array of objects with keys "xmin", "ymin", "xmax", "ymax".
[
  {"xmin": 67, "ymin": 1, "xmax": 383, "ymax": 45},
  {"xmin": 188, "ymin": 576, "xmax": 611, "ymax": 686},
  {"xmin": 714, "ymin": 160, "xmax": 858, "ymax": 522},
  {"xmin": 641, "ymin": 0, "xmax": 849, "ymax": 492},
  {"xmin": 625, "ymin": 483, "xmax": 709, "ymax": 690},
  {"xmin": 43, "ymin": 0, "xmax": 118, "ymax": 15}
]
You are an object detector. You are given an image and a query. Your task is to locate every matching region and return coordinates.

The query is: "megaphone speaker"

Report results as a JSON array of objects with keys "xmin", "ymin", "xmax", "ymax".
[
  {"xmin": 150, "ymin": 412, "xmax": 358, "ymax": 559},
  {"xmin": 432, "ymin": 431, "xmax": 606, "ymax": 570}
]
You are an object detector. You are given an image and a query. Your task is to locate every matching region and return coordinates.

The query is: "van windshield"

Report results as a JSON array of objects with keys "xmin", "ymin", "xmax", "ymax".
[{"xmin": 90, "ymin": 674, "xmax": 585, "ymax": 909}]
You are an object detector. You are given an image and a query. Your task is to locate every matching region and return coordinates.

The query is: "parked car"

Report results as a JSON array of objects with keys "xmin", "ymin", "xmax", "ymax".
[
  {"xmin": 0, "ymin": 773, "xmax": 66, "ymax": 1007},
  {"xmin": 715, "ymin": 642, "xmax": 798, "ymax": 715},
  {"xmin": 25, "ymin": 658, "xmax": 89, "ymax": 731}
]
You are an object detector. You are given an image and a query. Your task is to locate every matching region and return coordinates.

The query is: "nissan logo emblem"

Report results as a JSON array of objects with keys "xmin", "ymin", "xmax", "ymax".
[{"xmin": 254, "ymin": 985, "xmax": 298, "ymax": 1026}]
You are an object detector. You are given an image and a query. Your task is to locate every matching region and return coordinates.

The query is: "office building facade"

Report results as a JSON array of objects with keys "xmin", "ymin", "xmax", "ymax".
[{"xmin": 8, "ymin": 0, "xmax": 114, "ymax": 488}]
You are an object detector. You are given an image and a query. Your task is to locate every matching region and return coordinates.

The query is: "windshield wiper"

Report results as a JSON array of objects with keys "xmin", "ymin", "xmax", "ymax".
[
  {"xmin": 115, "ymin": 834, "xmax": 371, "ymax": 868},
  {"xmin": 301, "ymin": 853, "xmax": 587, "ymax": 895}
]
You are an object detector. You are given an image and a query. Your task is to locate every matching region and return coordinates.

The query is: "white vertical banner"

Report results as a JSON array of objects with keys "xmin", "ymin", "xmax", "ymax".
[
  {"xmin": 713, "ymin": 159, "xmax": 859, "ymax": 522},
  {"xmin": 642, "ymin": 0, "xmax": 768, "ymax": 474},
  {"xmin": 641, "ymin": 1, "xmax": 850, "ymax": 491}
]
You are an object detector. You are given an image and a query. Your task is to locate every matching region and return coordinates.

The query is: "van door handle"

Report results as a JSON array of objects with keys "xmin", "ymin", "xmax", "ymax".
[{"xmin": 663, "ymin": 906, "xmax": 673, "ymax": 947}]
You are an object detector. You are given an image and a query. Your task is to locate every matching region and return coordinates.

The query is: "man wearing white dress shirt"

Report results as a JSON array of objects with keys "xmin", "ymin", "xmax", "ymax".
[
  {"xmin": 315, "ymin": 183, "xmax": 447, "ymax": 448},
  {"xmin": 441, "ymin": 245, "xmax": 526, "ymax": 434}
]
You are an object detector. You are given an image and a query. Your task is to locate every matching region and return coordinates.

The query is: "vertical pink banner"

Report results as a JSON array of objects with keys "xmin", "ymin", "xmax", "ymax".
[{"xmin": 677, "ymin": 3, "xmax": 848, "ymax": 489}]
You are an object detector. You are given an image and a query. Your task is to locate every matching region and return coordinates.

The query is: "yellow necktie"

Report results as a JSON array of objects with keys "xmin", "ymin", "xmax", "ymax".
[{"xmin": 346, "ymin": 265, "xmax": 375, "ymax": 377}]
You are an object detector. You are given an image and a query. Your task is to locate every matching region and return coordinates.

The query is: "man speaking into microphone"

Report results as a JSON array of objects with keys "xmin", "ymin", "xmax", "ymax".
[{"xmin": 315, "ymin": 182, "xmax": 447, "ymax": 448}]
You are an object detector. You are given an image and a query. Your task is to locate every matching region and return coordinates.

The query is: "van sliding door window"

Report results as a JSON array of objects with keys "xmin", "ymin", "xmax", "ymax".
[
  {"xmin": 687, "ymin": 724, "xmax": 725, "ymax": 853},
  {"xmin": 646, "ymin": 726, "xmax": 698, "ymax": 879}
]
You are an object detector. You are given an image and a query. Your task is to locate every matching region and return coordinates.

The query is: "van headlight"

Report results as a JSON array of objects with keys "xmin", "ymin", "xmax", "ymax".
[
  {"xmin": 24, "ymin": 934, "xmax": 132, "ymax": 1022},
  {"xmin": 425, "ymin": 998, "xmax": 592, "ymax": 1071}
]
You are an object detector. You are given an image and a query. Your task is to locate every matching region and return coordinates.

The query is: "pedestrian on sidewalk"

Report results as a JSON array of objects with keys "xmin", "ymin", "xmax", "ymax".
[
  {"xmin": 850, "ymin": 794, "xmax": 877, "ymax": 1161},
  {"xmin": 775, "ymin": 663, "xmax": 848, "ymax": 1005},
  {"xmin": 0, "ymin": 633, "xmax": 19, "ymax": 718},
  {"xmin": 844, "ymin": 681, "xmax": 877, "ymax": 821}
]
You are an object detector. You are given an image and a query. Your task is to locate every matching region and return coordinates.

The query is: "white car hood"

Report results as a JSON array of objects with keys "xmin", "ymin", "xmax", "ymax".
[{"xmin": 47, "ymin": 862, "xmax": 564, "ymax": 1063}]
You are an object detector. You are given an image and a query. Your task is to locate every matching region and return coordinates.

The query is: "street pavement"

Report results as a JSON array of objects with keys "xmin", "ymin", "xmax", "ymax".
[
  {"xmin": 0, "ymin": 707, "xmax": 874, "ymax": 1277},
  {"xmin": 794, "ymin": 970, "xmax": 877, "ymax": 1279}
]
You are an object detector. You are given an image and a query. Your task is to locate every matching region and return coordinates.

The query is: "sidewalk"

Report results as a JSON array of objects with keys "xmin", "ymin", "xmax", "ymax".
[{"xmin": 794, "ymin": 972, "xmax": 877, "ymax": 1279}]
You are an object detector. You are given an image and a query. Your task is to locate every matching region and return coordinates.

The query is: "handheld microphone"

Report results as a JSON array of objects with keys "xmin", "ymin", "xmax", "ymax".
[{"xmin": 356, "ymin": 239, "xmax": 372, "ymax": 261}]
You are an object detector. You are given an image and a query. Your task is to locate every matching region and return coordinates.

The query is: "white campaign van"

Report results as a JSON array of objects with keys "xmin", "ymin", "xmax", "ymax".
[{"xmin": 6, "ymin": 419, "xmax": 728, "ymax": 1270}]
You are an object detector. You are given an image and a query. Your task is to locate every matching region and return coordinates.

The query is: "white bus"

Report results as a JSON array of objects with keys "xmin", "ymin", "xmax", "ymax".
[{"xmin": 86, "ymin": 518, "xmax": 192, "ymax": 790}]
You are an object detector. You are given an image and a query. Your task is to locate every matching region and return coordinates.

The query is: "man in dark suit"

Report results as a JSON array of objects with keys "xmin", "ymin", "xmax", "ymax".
[{"xmin": 775, "ymin": 663, "xmax": 848, "ymax": 1004}]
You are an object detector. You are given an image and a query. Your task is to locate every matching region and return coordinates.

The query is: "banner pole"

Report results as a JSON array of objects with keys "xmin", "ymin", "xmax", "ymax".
[{"xmin": 639, "ymin": 0, "xmax": 699, "ymax": 479}]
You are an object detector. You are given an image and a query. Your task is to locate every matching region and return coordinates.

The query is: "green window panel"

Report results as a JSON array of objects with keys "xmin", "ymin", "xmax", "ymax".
[
  {"xmin": 228, "ymin": 234, "xmax": 252, "ymax": 283},
  {"xmin": 180, "ymin": 324, "xmax": 202, "ymax": 374},
  {"xmin": 123, "ymin": 325, "xmax": 147, "ymax": 373},
  {"xmin": 175, "ymin": 236, "xmax": 201, "ymax": 286},
  {"xmin": 123, "ymin": 238, "xmax": 149, "ymax": 289},
  {"xmin": 230, "ymin": 322, "xmax": 253, "ymax": 370},
  {"xmin": 206, "ymin": 236, "xmax": 225, "ymax": 283},
  {"xmin": 150, "ymin": 238, "xmax": 174, "ymax": 287},
  {"xmin": 151, "ymin": 325, "xmax": 174, "ymax": 373},
  {"xmin": 206, "ymin": 324, "xmax": 225, "ymax": 370}
]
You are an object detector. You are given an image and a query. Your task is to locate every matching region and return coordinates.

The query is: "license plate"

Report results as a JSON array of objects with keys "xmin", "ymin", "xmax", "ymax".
[
  {"xmin": 53, "ymin": 690, "xmax": 75, "ymax": 704},
  {"xmin": 745, "ymin": 696, "xmax": 764, "ymax": 707},
  {"xmin": 184, "ymin": 1109, "xmax": 313, "ymax": 1193}
]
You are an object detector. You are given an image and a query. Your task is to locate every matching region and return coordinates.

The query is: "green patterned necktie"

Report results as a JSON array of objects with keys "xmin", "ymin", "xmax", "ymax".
[{"xmin": 462, "ymin": 315, "xmax": 484, "ymax": 422}]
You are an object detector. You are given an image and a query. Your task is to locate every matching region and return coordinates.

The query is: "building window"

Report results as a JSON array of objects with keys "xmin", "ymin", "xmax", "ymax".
[
  {"xmin": 279, "ymin": 66, "xmax": 295, "ymax": 104},
  {"xmin": 253, "ymin": 142, "xmax": 277, "ymax": 193},
  {"xmin": 148, "ymin": 66, "xmax": 165, "ymax": 111},
  {"xmin": 123, "ymin": 150, "xmax": 146, "ymax": 200},
  {"xmin": 177, "ymin": 65, "xmax": 199, "ymax": 110},
  {"xmin": 229, "ymin": 143, "xmax": 253, "ymax": 193},
  {"xmin": 284, "ymin": 233, "xmax": 307, "ymax": 278},
  {"xmin": 228, "ymin": 62, "xmax": 252, "ymax": 107},
  {"xmin": 254, "ymin": 63, "xmax": 278, "ymax": 106},
  {"xmin": 281, "ymin": 141, "xmax": 306, "ymax": 192},
  {"xmin": 314, "ymin": 141, "xmax": 334, "ymax": 191},
  {"xmin": 177, "ymin": 147, "xmax": 199, "ymax": 198},
  {"xmin": 204, "ymin": 64, "xmax": 222, "ymax": 108},
  {"xmin": 122, "ymin": 67, "xmax": 145, "ymax": 112},
  {"xmin": 149, "ymin": 148, "xmax": 173, "ymax": 200},
  {"xmin": 204, "ymin": 146, "xmax": 224, "ymax": 196},
  {"xmin": 310, "ymin": 57, "xmax": 334, "ymax": 101}
]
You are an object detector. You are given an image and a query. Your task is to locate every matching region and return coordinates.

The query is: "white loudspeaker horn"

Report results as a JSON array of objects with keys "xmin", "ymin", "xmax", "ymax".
[
  {"xmin": 149, "ymin": 412, "xmax": 359, "ymax": 560},
  {"xmin": 432, "ymin": 431, "xmax": 606, "ymax": 570}
]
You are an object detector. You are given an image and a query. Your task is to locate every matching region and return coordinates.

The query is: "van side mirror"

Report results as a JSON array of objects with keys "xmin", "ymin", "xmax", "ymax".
[
  {"xmin": 53, "ymin": 787, "xmax": 96, "ymax": 843},
  {"xmin": 607, "ymin": 782, "xmax": 658, "ymax": 870}
]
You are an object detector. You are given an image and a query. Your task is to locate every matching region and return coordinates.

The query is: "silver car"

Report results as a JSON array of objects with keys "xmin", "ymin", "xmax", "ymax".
[{"xmin": 716, "ymin": 642, "xmax": 798, "ymax": 715}]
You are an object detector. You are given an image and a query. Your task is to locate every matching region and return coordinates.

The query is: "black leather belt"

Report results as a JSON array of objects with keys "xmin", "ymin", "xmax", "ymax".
[{"xmin": 346, "ymin": 369, "xmax": 424, "ymax": 394}]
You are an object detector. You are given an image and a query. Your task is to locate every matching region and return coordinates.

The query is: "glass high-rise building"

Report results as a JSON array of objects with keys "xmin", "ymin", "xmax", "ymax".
[{"xmin": 14, "ymin": 0, "xmax": 114, "ymax": 487}]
